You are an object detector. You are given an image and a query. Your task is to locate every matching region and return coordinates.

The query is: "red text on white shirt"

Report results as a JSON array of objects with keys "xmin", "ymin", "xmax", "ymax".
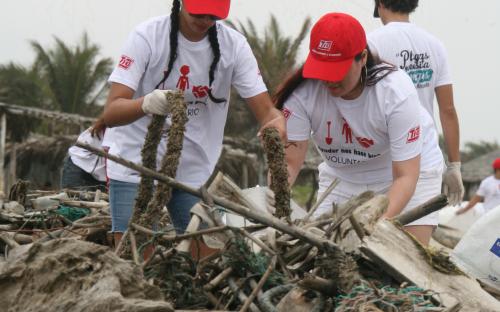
[
  {"xmin": 407, "ymin": 126, "xmax": 421, "ymax": 143},
  {"xmin": 118, "ymin": 55, "xmax": 134, "ymax": 70}
]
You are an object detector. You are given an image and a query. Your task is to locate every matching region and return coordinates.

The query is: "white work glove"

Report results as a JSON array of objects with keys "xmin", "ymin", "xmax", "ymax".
[
  {"xmin": 443, "ymin": 162, "xmax": 464, "ymax": 206},
  {"xmin": 142, "ymin": 89, "xmax": 173, "ymax": 115}
]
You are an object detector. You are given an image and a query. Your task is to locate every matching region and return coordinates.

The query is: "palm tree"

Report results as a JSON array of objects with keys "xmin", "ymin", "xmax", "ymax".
[
  {"xmin": 0, "ymin": 33, "xmax": 112, "ymax": 141},
  {"xmin": 31, "ymin": 33, "xmax": 113, "ymax": 116},
  {"xmin": 0, "ymin": 63, "xmax": 46, "ymax": 141},
  {"xmin": 226, "ymin": 15, "xmax": 311, "ymax": 94},
  {"xmin": 224, "ymin": 15, "xmax": 311, "ymax": 138}
]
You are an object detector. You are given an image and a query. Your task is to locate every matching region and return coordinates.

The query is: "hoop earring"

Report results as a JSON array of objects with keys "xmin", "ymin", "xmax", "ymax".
[{"xmin": 360, "ymin": 65, "xmax": 368, "ymax": 86}]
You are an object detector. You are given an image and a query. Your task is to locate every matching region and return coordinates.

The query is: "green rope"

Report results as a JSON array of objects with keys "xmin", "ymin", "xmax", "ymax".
[{"xmin": 335, "ymin": 281, "xmax": 439, "ymax": 311}]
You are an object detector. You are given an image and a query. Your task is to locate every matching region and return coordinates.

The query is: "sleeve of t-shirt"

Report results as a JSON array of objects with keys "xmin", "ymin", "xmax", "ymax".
[
  {"xmin": 434, "ymin": 40, "xmax": 452, "ymax": 87},
  {"xmin": 232, "ymin": 39, "xmax": 268, "ymax": 99},
  {"xmin": 108, "ymin": 29, "xmax": 152, "ymax": 91},
  {"xmin": 476, "ymin": 179, "xmax": 489, "ymax": 197},
  {"xmin": 387, "ymin": 92, "xmax": 423, "ymax": 162},
  {"xmin": 282, "ymin": 92, "xmax": 311, "ymax": 142}
]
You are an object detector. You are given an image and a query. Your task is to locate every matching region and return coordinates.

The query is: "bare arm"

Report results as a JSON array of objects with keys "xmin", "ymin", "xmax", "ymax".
[
  {"xmin": 245, "ymin": 92, "xmax": 287, "ymax": 142},
  {"xmin": 435, "ymin": 84, "xmax": 460, "ymax": 162},
  {"xmin": 456, "ymin": 194, "xmax": 483, "ymax": 215},
  {"xmin": 103, "ymin": 83, "xmax": 145, "ymax": 127},
  {"xmin": 284, "ymin": 140, "xmax": 309, "ymax": 186},
  {"xmin": 383, "ymin": 155, "xmax": 420, "ymax": 219}
]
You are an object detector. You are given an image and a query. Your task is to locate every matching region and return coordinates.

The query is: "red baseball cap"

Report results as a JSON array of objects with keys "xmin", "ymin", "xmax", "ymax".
[
  {"xmin": 183, "ymin": 0, "xmax": 231, "ymax": 20},
  {"xmin": 303, "ymin": 13, "xmax": 367, "ymax": 82},
  {"xmin": 493, "ymin": 158, "xmax": 500, "ymax": 170}
]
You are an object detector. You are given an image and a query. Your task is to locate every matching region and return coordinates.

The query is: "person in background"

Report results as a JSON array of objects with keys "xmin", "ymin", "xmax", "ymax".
[
  {"xmin": 456, "ymin": 158, "xmax": 500, "ymax": 215},
  {"xmin": 61, "ymin": 117, "xmax": 108, "ymax": 192},
  {"xmin": 102, "ymin": 0, "xmax": 286, "ymax": 243},
  {"xmin": 368, "ymin": 0, "xmax": 463, "ymax": 206},
  {"xmin": 275, "ymin": 12, "xmax": 444, "ymax": 245}
]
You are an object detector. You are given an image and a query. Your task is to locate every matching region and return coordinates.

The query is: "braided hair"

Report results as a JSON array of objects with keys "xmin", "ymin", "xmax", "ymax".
[{"xmin": 155, "ymin": 0, "xmax": 226, "ymax": 103}]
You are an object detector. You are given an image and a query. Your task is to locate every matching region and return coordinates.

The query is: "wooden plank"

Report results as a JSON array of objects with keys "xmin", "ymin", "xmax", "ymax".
[
  {"xmin": 360, "ymin": 220, "xmax": 500, "ymax": 311},
  {"xmin": 0, "ymin": 113, "xmax": 5, "ymax": 197}
]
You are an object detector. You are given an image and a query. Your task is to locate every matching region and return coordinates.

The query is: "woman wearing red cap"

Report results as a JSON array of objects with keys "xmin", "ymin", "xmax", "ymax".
[
  {"xmin": 275, "ymin": 12, "xmax": 444, "ymax": 245},
  {"xmin": 101, "ymin": 0, "xmax": 286, "ymax": 239},
  {"xmin": 456, "ymin": 158, "xmax": 500, "ymax": 215}
]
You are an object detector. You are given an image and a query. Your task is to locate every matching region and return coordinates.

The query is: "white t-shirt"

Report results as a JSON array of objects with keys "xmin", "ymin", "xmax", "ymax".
[
  {"xmin": 106, "ymin": 15, "xmax": 267, "ymax": 187},
  {"xmin": 69, "ymin": 129, "xmax": 107, "ymax": 182},
  {"xmin": 368, "ymin": 22, "xmax": 452, "ymax": 117},
  {"xmin": 476, "ymin": 175, "xmax": 500, "ymax": 212},
  {"xmin": 284, "ymin": 68, "xmax": 443, "ymax": 184}
]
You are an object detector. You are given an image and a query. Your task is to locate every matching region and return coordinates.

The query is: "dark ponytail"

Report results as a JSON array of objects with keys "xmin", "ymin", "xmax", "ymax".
[
  {"xmin": 207, "ymin": 25, "xmax": 226, "ymax": 103},
  {"xmin": 273, "ymin": 66, "xmax": 306, "ymax": 110},
  {"xmin": 155, "ymin": 0, "xmax": 181, "ymax": 89},
  {"xmin": 362, "ymin": 46, "xmax": 396, "ymax": 86}
]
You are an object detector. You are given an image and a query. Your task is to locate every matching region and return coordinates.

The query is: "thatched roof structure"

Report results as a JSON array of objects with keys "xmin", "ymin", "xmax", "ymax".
[{"xmin": 461, "ymin": 149, "xmax": 500, "ymax": 183}]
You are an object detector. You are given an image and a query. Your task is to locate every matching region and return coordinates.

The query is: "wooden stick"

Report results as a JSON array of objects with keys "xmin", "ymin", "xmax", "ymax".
[
  {"xmin": 115, "ymin": 230, "xmax": 129, "ymax": 254},
  {"xmin": 395, "ymin": 194, "xmax": 448, "ymax": 225},
  {"xmin": 204, "ymin": 267, "xmax": 234, "ymax": 291},
  {"xmin": 0, "ymin": 233, "xmax": 20, "ymax": 249},
  {"xmin": 57, "ymin": 200, "xmax": 108, "ymax": 209},
  {"xmin": 233, "ymin": 228, "xmax": 276, "ymax": 256},
  {"xmin": 76, "ymin": 142, "xmax": 343, "ymax": 253},
  {"xmin": 129, "ymin": 230, "xmax": 140, "ymax": 265},
  {"xmin": 239, "ymin": 256, "xmax": 277, "ymax": 312},
  {"xmin": 302, "ymin": 178, "xmax": 339, "ymax": 223},
  {"xmin": 228, "ymin": 278, "xmax": 261, "ymax": 312}
]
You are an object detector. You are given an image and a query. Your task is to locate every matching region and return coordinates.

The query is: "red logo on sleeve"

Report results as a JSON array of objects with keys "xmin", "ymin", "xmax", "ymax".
[
  {"xmin": 118, "ymin": 55, "xmax": 134, "ymax": 70},
  {"xmin": 407, "ymin": 126, "xmax": 421, "ymax": 143},
  {"xmin": 282, "ymin": 108, "xmax": 292, "ymax": 120}
]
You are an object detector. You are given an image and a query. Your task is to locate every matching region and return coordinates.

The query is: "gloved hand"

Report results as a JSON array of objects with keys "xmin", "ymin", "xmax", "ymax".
[
  {"xmin": 142, "ymin": 89, "xmax": 173, "ymax": 115},
  {"xmin": 443, "ymin": 162, "xmax": 464, "ymax": 206}
]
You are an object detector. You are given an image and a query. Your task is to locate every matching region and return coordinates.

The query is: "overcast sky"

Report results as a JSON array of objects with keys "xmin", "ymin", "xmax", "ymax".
[{"xmin": 1, "ymin": 0, "xmax": 499, "ymax": 146}]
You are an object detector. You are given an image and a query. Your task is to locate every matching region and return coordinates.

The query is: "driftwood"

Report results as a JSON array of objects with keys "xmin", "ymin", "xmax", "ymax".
[{"xmin": 360, "ymin": 220, "xmax": 500, "ymax": 311}]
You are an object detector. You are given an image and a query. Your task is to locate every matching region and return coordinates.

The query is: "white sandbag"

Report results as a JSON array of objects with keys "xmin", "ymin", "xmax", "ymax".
[{"xmin": 451, "ymin": 206, "xmax": 500, "ymax": 292}]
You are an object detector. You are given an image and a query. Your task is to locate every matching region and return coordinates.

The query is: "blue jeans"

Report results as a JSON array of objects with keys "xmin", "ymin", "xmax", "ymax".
[
  {"xmin": 109, "ymin": 179, "xmax": 200, "ymax": 234},
  {"xmin": 61, "ymin": 156, "xmax": 107, "ymax": 192}
]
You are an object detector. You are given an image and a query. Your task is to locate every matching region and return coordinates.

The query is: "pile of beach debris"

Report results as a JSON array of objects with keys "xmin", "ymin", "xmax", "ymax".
[
  {"xmin": 0, "ymin": 173, "xmax": 499, "ymax": 312},
  {"xmin": 0, "ymin": 93, "xmax": 498, "ymax": 311}
]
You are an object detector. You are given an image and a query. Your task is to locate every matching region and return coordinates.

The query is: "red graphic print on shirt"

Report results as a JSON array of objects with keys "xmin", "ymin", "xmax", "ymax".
[
  {"xmin": 406, "ymin": 126, "xmax": 420, "ymax": 143},
  {"xmin": 176, "ymin": 65, "xmax": 190, "ymax": 91},
  {"xmin": 192, "ymin": 85, "xmax": 209, "ymax": 98},
  {"xmin": 356, "ymin": 137, "xmax": 375, "ymax": 148},
  {"xmin": 282, "ymin": 108, "xmax": 292, "ymax": 120},
  {"xmin": 342, "ymin": 118, "xmax": 353, "ymax": 144},
  {"xmin": 118, "ymin": 55, "xmax": 134, "ymax": 70},
  {"xmin": 325, "ymin": 121, "xmax": 333, "ymax": 145}
]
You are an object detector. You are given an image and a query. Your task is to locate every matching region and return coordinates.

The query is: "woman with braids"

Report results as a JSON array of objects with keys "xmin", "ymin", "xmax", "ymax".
[
  {"xmin": 102, "ymin": 0, "xmax": 286, "ymax": 239},
  {"xmin": 275, "ymin": 13, "xmax": 443, "ymax": 245}
]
